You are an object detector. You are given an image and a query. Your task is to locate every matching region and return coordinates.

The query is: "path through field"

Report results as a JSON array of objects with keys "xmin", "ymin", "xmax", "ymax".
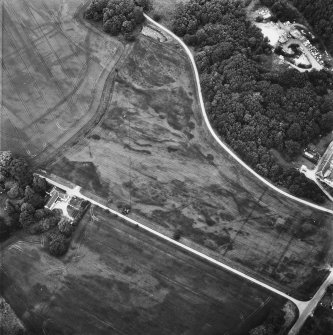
[{"xmin": 0, "ymin": 0, "xmax": 123, "ymax": 162}]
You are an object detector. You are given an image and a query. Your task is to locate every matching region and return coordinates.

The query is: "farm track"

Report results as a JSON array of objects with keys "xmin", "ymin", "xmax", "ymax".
[
  {"xmin": 3, "ymin": 2, "xmax": 89, "ymax": 156},
  {"xmin": 33, "ymin": 43, "xmax": 132, "ymax": 167},
  {"xmin": 4, "ymin": 2, "xmax": 86, "ymax": 121},
  {"xmin": 2, "ymin": 18, "xmax": 56, "ymax": 147},
  {"xmin": 14, "ymin": 0, "xmax": 109, "ymax": 132},
  {"xmin": 34, "ymin": 3, "xmax": 140, "ymax": 166},
  {"xmin": 3, "ymin": 0, "xmax": 124, "ymax": 160},
  {"xmin": 25, "ymin": 2, "xmax": 128, "ymax": 165},
  {"xmin": 2, "ymin": 15, "xmax": 48, "ymax": 133}
]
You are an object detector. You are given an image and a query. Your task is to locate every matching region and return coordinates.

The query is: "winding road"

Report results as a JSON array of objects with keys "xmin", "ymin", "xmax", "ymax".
[
  {"xmin": 142, "ymin": 15, "xmax": 333, "ymax": 332},
  {"xmin": 143, "ymin": 14, "xmax": 333, "ymax": 216}
]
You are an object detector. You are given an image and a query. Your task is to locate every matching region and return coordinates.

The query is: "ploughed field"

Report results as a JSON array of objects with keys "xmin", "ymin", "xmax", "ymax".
[
  {"xmin": 47, "ymin": 21, "xmax": 333, "ymax": 299},
  {"xmin": 0, "ymin": 0, "xmax": 124, "ymax": 161},
  {"xmin": 0, "ymin": 208, "xmax": 288, "ymax": 335}
]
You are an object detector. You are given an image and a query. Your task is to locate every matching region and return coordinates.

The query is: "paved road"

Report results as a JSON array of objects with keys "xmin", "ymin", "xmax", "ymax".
[
  {"xmin": 38, "ymin": 174, "xmax": 333, "ymax": 334},
  {"xmin": 288, "ymin": 271, "xmax": 333, "ymax": 335},
  {"xmin": 143, "ymin": 14, "xmax": 333, "ymax": 216},
  {"xmin": 39, "ymin": 174, "xmax": 330, "ymax": 306}
]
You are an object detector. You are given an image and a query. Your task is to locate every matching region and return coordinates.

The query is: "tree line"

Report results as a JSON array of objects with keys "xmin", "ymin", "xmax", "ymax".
[
  {"xmin": 0, "ymin": 151, "xmax": 88, "ymax": 256},
  {"xmin": 172, "ymin": 0, "xmax": 333, "ymax": 204},
  {"xmin": 85, "ymin": 0, "xmax": 151, "ymax": 40}
]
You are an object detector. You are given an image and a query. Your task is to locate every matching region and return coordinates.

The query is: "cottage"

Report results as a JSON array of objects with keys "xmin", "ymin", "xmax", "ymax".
[
  {"xmin": 45, "ymin": 187, "xmax": 69, "ymax": 210},
  {"xmin": 316, "ymin": 142, "xmax": 333, "ymax": 188}
]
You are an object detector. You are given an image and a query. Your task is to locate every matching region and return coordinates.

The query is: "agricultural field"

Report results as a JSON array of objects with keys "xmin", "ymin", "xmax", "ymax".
[
  {"xmin": 0, "ymin": 0, "xmax": 125, "ymax": 163},
  {"xmin": 0, "ymin": 207, "xmax": 290, "ymax": 335},
  {"xmin": 47, "ymin": 23, "xmax": 333, "ymax": 299}
]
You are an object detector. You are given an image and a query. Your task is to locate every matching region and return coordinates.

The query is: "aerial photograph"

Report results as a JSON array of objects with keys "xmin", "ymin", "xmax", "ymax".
[{"xmin": 0, "ymin": 0, "xmax": 333, "ymax": 334}]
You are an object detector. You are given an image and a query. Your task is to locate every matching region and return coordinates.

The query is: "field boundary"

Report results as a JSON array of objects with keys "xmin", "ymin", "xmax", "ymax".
[
  {"xmin": 143, "ymin": 14, "xmax": 333, "ymax": 215},
  {"xmin": 38, "ymin": 173, "xmax": 333, "ymax": 335},
  {"xmin": 24, "ymin": 2, "xmax": 127, "ymax": 166},
  {"xmin": 36, "ymin": 174, "xmax": 306, "ymax": 305}
]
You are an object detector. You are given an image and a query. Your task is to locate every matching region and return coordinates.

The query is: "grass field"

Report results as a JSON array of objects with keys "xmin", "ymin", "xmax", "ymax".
[
  {"xmin": 0, "ymin": 0, "xmax": 124, "ymax": 162},
  {"xmin": 0, "ymin": 207, "xmax": 291, "ymax": 335},
  {"xmin": 47, "ymin": 22, "xmax": 333, "ymax": 299},
  {"xmin": 149, "ymin": 0, "xmax": 190, "ymax": 28}
]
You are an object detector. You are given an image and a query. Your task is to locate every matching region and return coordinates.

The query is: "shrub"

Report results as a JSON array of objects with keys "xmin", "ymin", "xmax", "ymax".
[
  {"xmin": 47, "ymin": 231, "xmax": 69, "ymax": 257},
  {"xmin": 34, "ymin": 208, "xmax": 53, "ymax": 221},
  {"xmin": 153, "ymin": 13, "xmax": 162, "ymax": 22},
  {"xmin": 28, "ymin": 221, "xmax": 45, "ymax": 235},
  {"xmin": 173, "ymin": 229, "xmax": 182, "ymax": 241},
  {"xmin": 58, "ymin": 219, "xmax": 73, "ymax": 237}
]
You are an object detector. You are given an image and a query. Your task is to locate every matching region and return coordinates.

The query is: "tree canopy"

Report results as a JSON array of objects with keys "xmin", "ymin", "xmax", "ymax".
[
  {"xmin": 0, "ymin": 217, "xmax": 10, "ymax": 241},
  {"xmin": 0, "ymin": 152, "xmax": 85, "ymax": 256},
  {"xmin": 85, "ymin": 0, "xmax": 150, "ymax": 40},
  {"xmin": 172, "ymin": 0, "xmax": 333, "ymax": 203}
]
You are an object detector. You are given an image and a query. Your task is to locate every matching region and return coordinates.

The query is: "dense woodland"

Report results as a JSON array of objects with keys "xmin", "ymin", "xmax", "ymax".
[
  {"xmin": 0, "ymin": 151, "xmax": 83, "ymax": 256},
  {"xmin": 85, "ymin": 0, "xmax": 150, "ymax": 40},
  {"xmin": 172, "ymin": 0, "xmax": 333, "ymax": 203}
]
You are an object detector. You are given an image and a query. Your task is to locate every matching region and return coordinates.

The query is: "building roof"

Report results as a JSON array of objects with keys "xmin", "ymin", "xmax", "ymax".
[
  {"xmin": 45, "ymin": 192, "xmax": 58, "ymax": 210},
  {"xmin": 316, "ymin": 142, "xmax": 333, "ymax": 188}
]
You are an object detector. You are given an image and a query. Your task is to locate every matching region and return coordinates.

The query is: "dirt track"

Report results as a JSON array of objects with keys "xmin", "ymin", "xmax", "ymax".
[{"xmin": 1, "ymin": 0, "xmax": 123, "ymax": 162}]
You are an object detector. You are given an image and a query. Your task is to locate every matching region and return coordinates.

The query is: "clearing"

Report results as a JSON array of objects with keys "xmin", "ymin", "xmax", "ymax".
[
  {"xmin": 249, "ymin": 5, "xmax": 330, "ymax": 72},
  {"xmin": 0, "ymin": 207, "xmax": 290, "ymax": 335}
]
